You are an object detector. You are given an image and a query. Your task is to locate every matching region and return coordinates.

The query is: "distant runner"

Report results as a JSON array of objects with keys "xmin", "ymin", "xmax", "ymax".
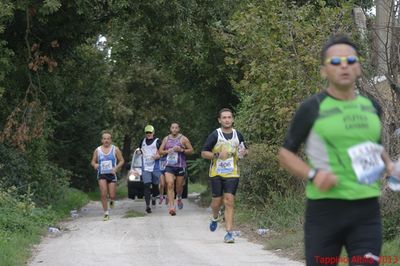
[
  {"xmin": 159, "ymin": 122, "xmax": 194, "ymax": 216},
  {"xmin": 201, "ymin": 108, "xmax": 248, "ymax": 243},
  {"xmin": 91, "ymin": 130, "xmax": 124, "ymax": 221},
  {"xmin": 278, "ymin": 34, "xmax": 394, "ymax": 266},
  {"xmin": 137, "ymin": 125, "xmax": 162, "ymax": 213}
]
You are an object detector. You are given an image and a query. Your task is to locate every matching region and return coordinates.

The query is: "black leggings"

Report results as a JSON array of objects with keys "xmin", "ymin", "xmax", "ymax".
[
  {"xmin": 305, "ymin": 198, "xmax": 382, "ymax": 266},
  {"xmin": 144, "ymin": 183, "xmax": 159, "ymax": 206}
]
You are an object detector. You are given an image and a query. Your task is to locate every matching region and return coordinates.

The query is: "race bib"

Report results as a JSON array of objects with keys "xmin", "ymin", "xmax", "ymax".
[
  {"xmin": 167, "ymin": 152, "xmax": 178, "ymax": 165},
  {"xmin": 100, "ymin": 160, "xmax": 113, "ymax": 174},
  {"xmin": 144, "ymin": 156, "xmax": 155, "ymax": 167},
  {"xmin": 216, "ymin": 157, "xmax": 234, "ymax": 174},
  {"xmin": 347, "ymin": 142, "xmax": 385, "ymax": 184},
  {"xmin": 160, "ymin": 159, "xmax": 167, "ymax": 171}
]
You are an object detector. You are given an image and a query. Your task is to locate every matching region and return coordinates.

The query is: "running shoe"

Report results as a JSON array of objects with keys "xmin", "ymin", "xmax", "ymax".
[
  {"xmin": 159, "ymin": 195, "xmax": 164, "ymax": 205},
  {"xmin": 177, "ymin": 199, "xmax": 183, "ymax": 210},
  {"xmin": 151, "ymin": 197, "xmax": 156, "ymax": 207},
  {"xmin": 109, "ymin": 200, "xmax": 115, "ymax": 209},
  {"xmin": 224, "ymin": 232, "xmax": 235, "ymax": 243},
  {"xmin": 103, "ymin": 214, "xmax": 110, "ymax": 221},
  {"xmin": 169, "ymin": 207, "xmax": 176, "ymax": 216},
  {"xmin": 209, "ymin": 215, "xmax": 220, "ymax": 232},
  {"xmin": 146, "ymin": 206, "xmax": 152, "ymax": 214}
]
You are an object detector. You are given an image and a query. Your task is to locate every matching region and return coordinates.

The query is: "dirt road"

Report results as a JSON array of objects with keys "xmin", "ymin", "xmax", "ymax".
[{"xmin": 29, "ymin": 197, "xmax": 304, "ymax": 266}]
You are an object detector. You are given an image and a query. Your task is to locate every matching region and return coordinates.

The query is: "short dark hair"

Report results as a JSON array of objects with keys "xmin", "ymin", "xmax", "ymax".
[
  {"xmin": 101, "ymin": 130, "xmax": 112, "ymax": 138},
  {"xmin": 321, "ymin": 34, "xmax": 359, "ymax": 64},
  {"xmin": 218, "ymin": 108, "xmax": 233, "ymax": 118},
  {"xmin": 170, "ymin": 121, "xmax": 179, "ymax": 127}
]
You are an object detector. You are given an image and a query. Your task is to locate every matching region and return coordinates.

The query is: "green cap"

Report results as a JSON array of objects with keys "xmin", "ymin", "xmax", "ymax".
[{"xmin": 144, "ymin": 125, "xmax": 154, "ymax": 133}]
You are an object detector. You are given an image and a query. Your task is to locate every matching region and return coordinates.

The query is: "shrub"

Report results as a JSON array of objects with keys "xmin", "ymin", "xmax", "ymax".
[
  {"xmin": 187, "ymin": 157, "xmax": 210, "ymax": 184},
  {"xmin": 0, "ymin": 141, "xmax": 70, "ymax": 206},
  {"xmin": 380, "ymin": 189, "xmax": 400, "ymax": 240},
  {"xmin": 239, "ymin": 143, "xmax": 304, "ymax": 205}
]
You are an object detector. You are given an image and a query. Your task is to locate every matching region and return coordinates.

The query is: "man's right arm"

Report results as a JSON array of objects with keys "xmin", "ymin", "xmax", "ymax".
[
  {"xmin": 277, "ymin": 94, "xmax": 338, "ymax": 191},
  {"xmin": 201, "ymin": 131, "xmax": 217, "ymax": 160},
  {"xmin": 278, "ymin": 148, "xmax": 312, "ymax": 181}
]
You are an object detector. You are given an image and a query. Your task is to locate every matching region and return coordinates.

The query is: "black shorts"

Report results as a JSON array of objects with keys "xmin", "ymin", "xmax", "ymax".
[
  {"xmin": 305, "ymin": 197, "xmax": 381, "ymax": 266},
  {"xmin": 165, "ymin": 166, "xmax": 185, "ymax": 177},
  {"xmin": 98, "ymin": 174, "xmax": 117, "ymax": 183},
  {"xmin": 209, "ymin": 176, "xmax": 239, "ymax": 197}
]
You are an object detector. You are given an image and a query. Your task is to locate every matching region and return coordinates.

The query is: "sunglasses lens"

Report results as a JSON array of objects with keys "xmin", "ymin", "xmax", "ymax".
[
  {"xmin": 146, "ymin": 132, "xmax": 152, "ymax": 134},
  {"xmin": 347, "ymin": 56, "xmax": 358, "ymax": 64},
  {"xmin": 330, "ymin": 57, "xmax": 341, "ymax": 65}
]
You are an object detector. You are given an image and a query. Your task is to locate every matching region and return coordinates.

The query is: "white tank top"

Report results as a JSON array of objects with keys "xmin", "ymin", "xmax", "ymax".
[{"xmin": 141, "ymin": 138, "xmax": 159, "ymax": 172}]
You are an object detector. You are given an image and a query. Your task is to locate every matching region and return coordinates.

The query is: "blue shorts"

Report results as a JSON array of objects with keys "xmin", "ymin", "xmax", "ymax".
[
  {"xmin": 165, "ymin": 166, "xmax": 185, "ymax": 177},
  {"xmin": 142, "ymin": 170, "xmax": 161, "ymax": 184}
]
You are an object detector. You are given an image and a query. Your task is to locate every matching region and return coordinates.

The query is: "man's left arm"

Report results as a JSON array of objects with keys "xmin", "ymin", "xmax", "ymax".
[
  {"xmin": 238, "ymin": 132, "xmax": 249, "ymax": 157},
  {"xmin": 381, "ymin": 150, "xmax": 394, "ymax": 175}
]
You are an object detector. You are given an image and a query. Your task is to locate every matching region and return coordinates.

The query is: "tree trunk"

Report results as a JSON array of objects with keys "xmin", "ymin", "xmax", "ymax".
[
  {"xmin": 375, "ymin": 0, "xmax": 393, "ymax": 75},
  {"xmin": 122, "ymin": 134, "xmax": 132, "ymax": 163}
]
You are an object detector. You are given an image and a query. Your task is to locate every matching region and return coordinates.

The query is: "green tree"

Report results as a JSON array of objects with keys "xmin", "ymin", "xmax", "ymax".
[{"xmin": 217, "ymin": 0, "xmax": 356, "ymax": 200}]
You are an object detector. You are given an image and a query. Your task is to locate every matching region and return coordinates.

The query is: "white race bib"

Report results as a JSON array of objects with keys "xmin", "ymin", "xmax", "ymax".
[
  {"xmin": 144, "ymin": 156, "xmax": 155, "ymax": 170},
  {"xmin": 167, "ymin": 152, "xmax": 178, "ymax": 165},
  {"xmin": 100, "ymin": 160, "xmax": 113, "ymax": 174},
  {"xmin": 347, "ymin": 142, "xmax": 385, "ymax": 184},
  {"xmin": 160, "ymin": 159, "xmax": 167, "ymax": 171},
  {"xmin": 216, "ymin": 157, "xmax": 234, "ymax": 174}
]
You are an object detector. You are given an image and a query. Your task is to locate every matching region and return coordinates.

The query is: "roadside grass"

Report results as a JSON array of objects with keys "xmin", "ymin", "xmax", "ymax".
[
  {"xmin": 188, "ymin": 182, "xmax": 207, "ymax": 194},
  {"xmin": 123, "ymin": 209, "xmax": 146, "ymax": 218},
  {"xmin": 0, "ymin": 232, "xmax": 41, "ymax": 266},
  {"xmin": 235, "ymin": 191, "xmax": 305, "ymax": 260},
  {"xmin": 0, "ymin": 188, "xmax": 89, "ymax": 266}
]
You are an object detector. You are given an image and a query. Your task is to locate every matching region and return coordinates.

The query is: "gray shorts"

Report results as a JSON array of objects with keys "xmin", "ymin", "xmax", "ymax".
[{"xmin": 142, "ymin": 170, "xmax": 161, "ymax": 184}]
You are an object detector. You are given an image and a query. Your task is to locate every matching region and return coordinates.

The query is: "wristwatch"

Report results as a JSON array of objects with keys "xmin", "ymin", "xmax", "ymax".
[{"xmin": 308, "ymin": 168, "xmax": 318, "ymax": 182}]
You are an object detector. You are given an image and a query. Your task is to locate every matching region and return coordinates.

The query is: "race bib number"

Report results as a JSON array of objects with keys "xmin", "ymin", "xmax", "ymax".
[
  {"xmin": 100, "ymin": 160, "xmax": 113, "ymax": 174},
  {"xmin": 144, "ymin": 156, "xmax": 155, "ymax": 167},
  {"xmin": 167, "ymin": 152, "xmax": 178, "ymax": 165},
  {"xmin": 216, "ymin": 157, "xmax": 234, "ymax": 174},
  {"xmin": 347, "ymin": 142, "xmax": 385, "ymax": 184},
  {"xmin": 160, "ymin": 159, "xmax": 167, "ymax": 171}
]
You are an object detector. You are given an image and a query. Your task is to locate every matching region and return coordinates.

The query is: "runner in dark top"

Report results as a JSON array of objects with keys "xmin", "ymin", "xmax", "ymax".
[{"xmin": 202, "ymin": 108, "xmax": 248, "ymax": 243}]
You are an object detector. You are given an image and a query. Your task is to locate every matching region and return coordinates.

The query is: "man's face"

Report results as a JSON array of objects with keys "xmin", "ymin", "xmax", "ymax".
[
  {"xmin": 218, "ymin": 111, "xmax": 233, "ymax": 128},
  {"xmin": 170, "ymin": 123, "xmax": 180, "ymax": 135},
  {"xmin": 321, "ymin": 44, "xmax": 361, "ymax": 91},
  {"xmin": 145, "ymin": 131, "xmax": 154, "ymax": 139},
  {"xmin": 101, "ymin": 133, "xmax": 112, "ymax": 146}
]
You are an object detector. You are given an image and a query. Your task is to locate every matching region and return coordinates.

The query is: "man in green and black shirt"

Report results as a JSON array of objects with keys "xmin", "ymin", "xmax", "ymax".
[{"xmin": 278, "ymin": 34, "xmax": 394, "ymax": 266}]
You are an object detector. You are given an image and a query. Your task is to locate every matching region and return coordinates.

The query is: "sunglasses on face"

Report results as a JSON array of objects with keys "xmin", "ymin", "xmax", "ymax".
[
  {"xmin": 324, "ymin": 55, "xmax": 359, "ymax": 66},
  {"xmin": 145, "ymin": 132, "xmax": 153, "ymax": 134}
]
